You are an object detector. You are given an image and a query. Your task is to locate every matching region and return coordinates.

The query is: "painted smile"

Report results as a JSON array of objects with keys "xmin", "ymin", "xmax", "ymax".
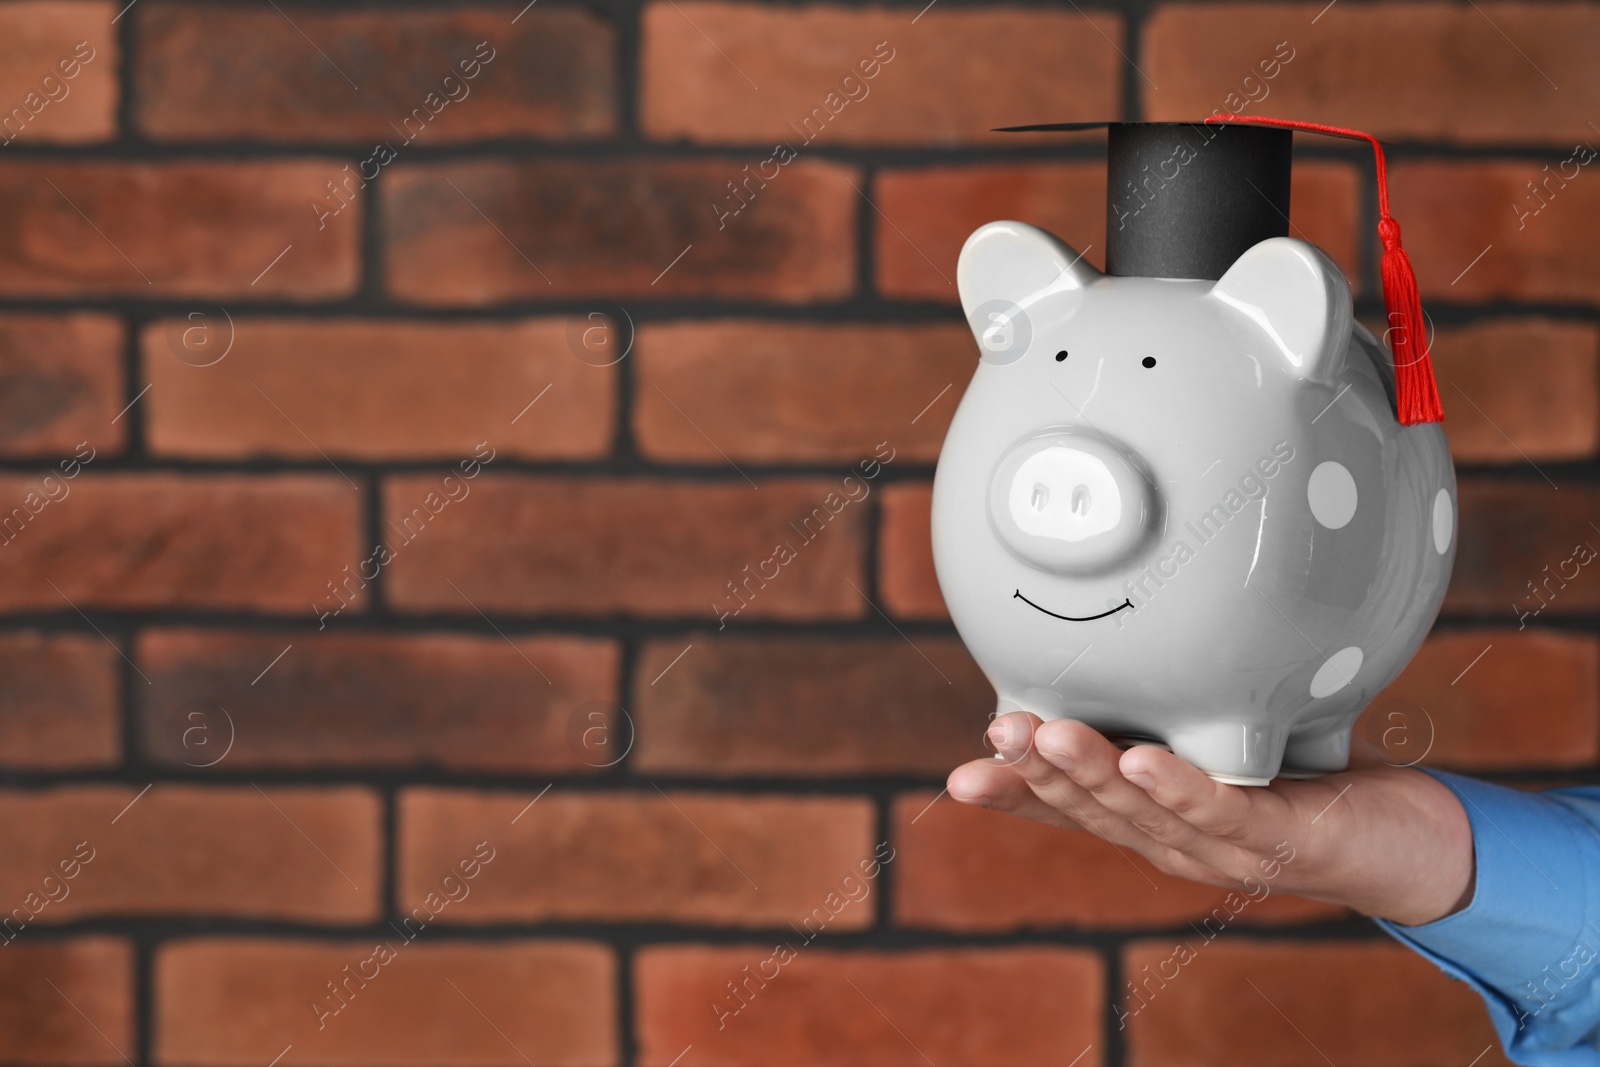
[{"xmin": 1013, "ymin": 590, "xmax": 1133, "ymax": 622}]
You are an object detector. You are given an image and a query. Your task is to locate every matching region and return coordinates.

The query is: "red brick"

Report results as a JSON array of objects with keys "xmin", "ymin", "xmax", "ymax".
[
  {"xmin": 894, "ymin": 792, "xmax": 1344, "ymax": 932},
  {"xmin": 383, "ymin": 159, "xmax": 856, "ymax": 305},
  {"xmin": 1394, "ymin": 161, "xmax": 1600, "ymax": 303},
  {"xmin": 399, "ymin": 790, "xmax": 875, "ymax": 926},
  {"xmin": 138, "ymin": 630, "xmax": 618, "ymax": 772},
  {"xmin": 1287, "ymin": 163, "xmax": 1363, "ymax": 286},
  {"xmin": 878, "ymin": 483, "xmax": 944, "ymax": 620},
  {"xmin": 0, "ymin": 162, "xmax": 359, "ymax": 298},
  {"xmin": 640, "ymin": 5, "xmax": 1122, "ymax": 146},
  {"xmin": 633, "ymin": 636, "xmax": 989, "ymax": 776},
  {"xmin": 0, "ymin": 314, "xmax": 125, "ymax": 458},
  {"xmin": 156, "ymin": 938, "xmax": 615, "ymax": 1066},
  {"xmin": 383, "ymin": 476, "xmax": 867, "ymax": 618},
  {"xmin": 877, "ymin": 161, "xmax": 1359, "ymax": 302},
  {"xmin": 143, "ymin": 319, "xmax": 614, "ymax": 460},
  {"xmin": 0, "ymin": 473, "xmax": 361, "ymax": 613},
  {"xmin": 0, "ymin": 632, "xmax": 118, "ymax": 768},
  {"xmin": 635, "ymin": 322, "xmax": 968, "ymax": 462},
  {"xmin": 135, "ymin": 6, "xmax": 614, "ymax": 142},
  {"xmin": 878, "ymin": 164, "xmax": 1100, "ymax": 302},
  {"xmin": 1122, "ymin": 939, "xmax": 1506, "ymax": 1067},
  {"xmin": 0, "ymin": 786, "xmax": 378, "ymax": 923},
  {"xmin": 1447, "ymin": 482, "xmax": 1600, "ymax": 616},
  {"xmin": 0, "ymin": 938, "xmax": 132, "ymax": 1065},
  {"xmin": 1435, "ymin": 319, "xmax": 1600, "ymax": 464},
  {"xmin": 636, "ymin": 946, "xmax": 1103, "ymax": 1067},
  {"xmin": 0, "ymin": 3, "xmax": 116, "ymax": 145},
  {"xmin": 1144, "ymin": 3, "xmax": 1600, "ymax": 144},
  {"xmin": 1361, "ymin": 628, "xmax": 1599, "ymax": 770}
]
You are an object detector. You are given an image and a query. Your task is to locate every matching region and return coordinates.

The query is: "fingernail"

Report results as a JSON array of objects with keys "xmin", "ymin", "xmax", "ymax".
[
  {"xmin": 1125, "ymin": 770, "xmax": 1156, "ymax": 791},
  {"xmin": 987, "ymin": 719, "xmax": 1013, "ymax": 749}
]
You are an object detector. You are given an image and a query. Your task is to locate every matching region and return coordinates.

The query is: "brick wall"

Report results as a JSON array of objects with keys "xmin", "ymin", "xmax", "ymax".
[{"xmin": 0, "ymin": 1, "xmax": 1594, "ymax": 1065}]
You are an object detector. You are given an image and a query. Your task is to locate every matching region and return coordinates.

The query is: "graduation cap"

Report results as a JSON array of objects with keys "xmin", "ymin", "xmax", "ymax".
[{"xmin": 997, "ymin": 116, "xmax": 1443, "ymax": 426}]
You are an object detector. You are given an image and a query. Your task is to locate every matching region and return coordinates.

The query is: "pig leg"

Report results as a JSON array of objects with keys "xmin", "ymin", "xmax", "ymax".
[
  {"xmin": 1164, "ymin": 723, "xmax": 1286, "ymax": 790},
  {"xmin": 1164, "ymin": 720, "xmax": 1289, "ymax": 787},
  {"xmin": 1280, "ymin": 716, "xmax": 1355, "ymax": 776}
]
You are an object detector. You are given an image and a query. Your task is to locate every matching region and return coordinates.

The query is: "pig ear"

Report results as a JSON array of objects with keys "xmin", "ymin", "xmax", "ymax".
[
  {"xmin": 957, "ymin": 221, "xmax": 1099, "ymax": 323},
  {"xmin": 1209, "ymin": 237, "xmax": 1352, "ymax": 385}
]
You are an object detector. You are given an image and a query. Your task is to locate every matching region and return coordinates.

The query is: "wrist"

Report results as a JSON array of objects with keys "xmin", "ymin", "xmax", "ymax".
[
  {"xmin": 1363, "ymin": 769, "xmax": 1477, "ymax": 926},
  {"xmin": 1264, "ymin": 767, "xmax": 1476, "ymax": 926}
]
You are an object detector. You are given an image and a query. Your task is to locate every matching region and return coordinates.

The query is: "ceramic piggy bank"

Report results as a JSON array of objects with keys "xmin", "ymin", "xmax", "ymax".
[{"xmin": 930, "ymin": 220, "xmax": 1456, "ymax": 784}]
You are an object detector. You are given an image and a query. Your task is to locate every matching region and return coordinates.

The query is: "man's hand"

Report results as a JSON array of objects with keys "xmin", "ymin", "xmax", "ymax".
[{"xmin": 948, "ymin": 712, "xmax": 1476, "ymax": 927}]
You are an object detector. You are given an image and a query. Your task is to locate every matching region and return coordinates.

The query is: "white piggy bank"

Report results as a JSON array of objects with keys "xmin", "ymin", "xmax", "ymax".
[{"xmin": 931, "ymin": 221, "xmax": 1456, "ymax": 784}]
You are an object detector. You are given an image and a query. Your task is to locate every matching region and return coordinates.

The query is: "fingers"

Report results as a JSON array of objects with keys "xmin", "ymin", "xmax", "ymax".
[
  {"xmin": 951, "ymin": 716, "xmax": 1252, "ymax": 888},
  {"xmin": 946, "ymin": 757, "xmax": 1081, "ymax": 830},
  {"xmin": 1118, "ymin": 743, "xmax": 1290, "ymax": 849},
  {"xmin": 985, "ymin": 713, "xmax": 1114, "ymax": 826},
  {"xmin": 984, "ymin": 714, "xmax": 1194, "ymax": 861},
  {"xmin": 1032, "ymin": 719, "xmax": 1210, "ymax": 852}
]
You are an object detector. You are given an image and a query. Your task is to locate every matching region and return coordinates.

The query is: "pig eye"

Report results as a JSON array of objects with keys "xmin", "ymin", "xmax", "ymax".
[
  {"xmin": 1055, "ymin": 350, "xmax": 1069, "ymax": 362},
  {"xmin": 1141, "ymin": 356, "xmax": 1157, "ymax": 368}
]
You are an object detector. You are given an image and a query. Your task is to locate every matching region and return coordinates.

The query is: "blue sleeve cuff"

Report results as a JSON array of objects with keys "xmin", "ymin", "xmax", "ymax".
[{"xmin": 1375, "ymin": 769, "xmax": 1600, "ymax": 1064}]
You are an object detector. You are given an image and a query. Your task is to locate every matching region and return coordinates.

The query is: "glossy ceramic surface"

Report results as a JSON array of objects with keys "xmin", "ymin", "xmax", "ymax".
[{"xmin": 931, "ymin": 221, "xmax": 1456, "ymax": 784}]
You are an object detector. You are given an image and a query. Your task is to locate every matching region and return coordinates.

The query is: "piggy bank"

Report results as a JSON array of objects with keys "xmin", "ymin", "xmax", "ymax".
[{"xmin": 931, "ymin": 221, "xmax": 1455, "ymax": 784}]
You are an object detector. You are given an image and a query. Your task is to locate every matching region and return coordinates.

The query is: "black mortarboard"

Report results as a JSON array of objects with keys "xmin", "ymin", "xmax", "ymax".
[
  {"xmin": 998, "ymin": 121, "xmax": 1292, "ymax": 281},
  {"xmin": 997, "ymin": 116, "xmax": 1445, "ymax": 426}
]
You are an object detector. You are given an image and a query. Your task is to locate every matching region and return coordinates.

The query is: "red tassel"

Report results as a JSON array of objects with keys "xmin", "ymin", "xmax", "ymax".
[
  {"xmin": 1203, "ymin": 115, "xmax": 1445, "ymax": 426},
  {"xmin": 1377, "ymin": 218, "xmax": 1444, "ymax": 424}
]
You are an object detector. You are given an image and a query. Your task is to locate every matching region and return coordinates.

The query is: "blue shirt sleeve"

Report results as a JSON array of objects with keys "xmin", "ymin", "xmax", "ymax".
[{"xmin": 1374, "ymin": 769, "xmax": 1600, "ymax": 1066}]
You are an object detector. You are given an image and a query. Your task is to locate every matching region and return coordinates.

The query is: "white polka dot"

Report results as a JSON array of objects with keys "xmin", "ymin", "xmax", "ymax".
[
  {"xmin": 1308, "ymin": 461, "xmax": 1358, "ymax": 529},
  {"xmin": 1432, "ymin": 488, "xmax": 1453, "ymax": 554},
  {"xmin": 1310, "ymin": 646, "xmax": 1363, "ymax": 698}
]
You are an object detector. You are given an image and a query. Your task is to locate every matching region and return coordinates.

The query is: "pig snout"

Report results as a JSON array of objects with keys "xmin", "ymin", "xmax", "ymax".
[{"xmin": 988, "ymin": 430, "xmax": 1158, "ymax": 575}]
